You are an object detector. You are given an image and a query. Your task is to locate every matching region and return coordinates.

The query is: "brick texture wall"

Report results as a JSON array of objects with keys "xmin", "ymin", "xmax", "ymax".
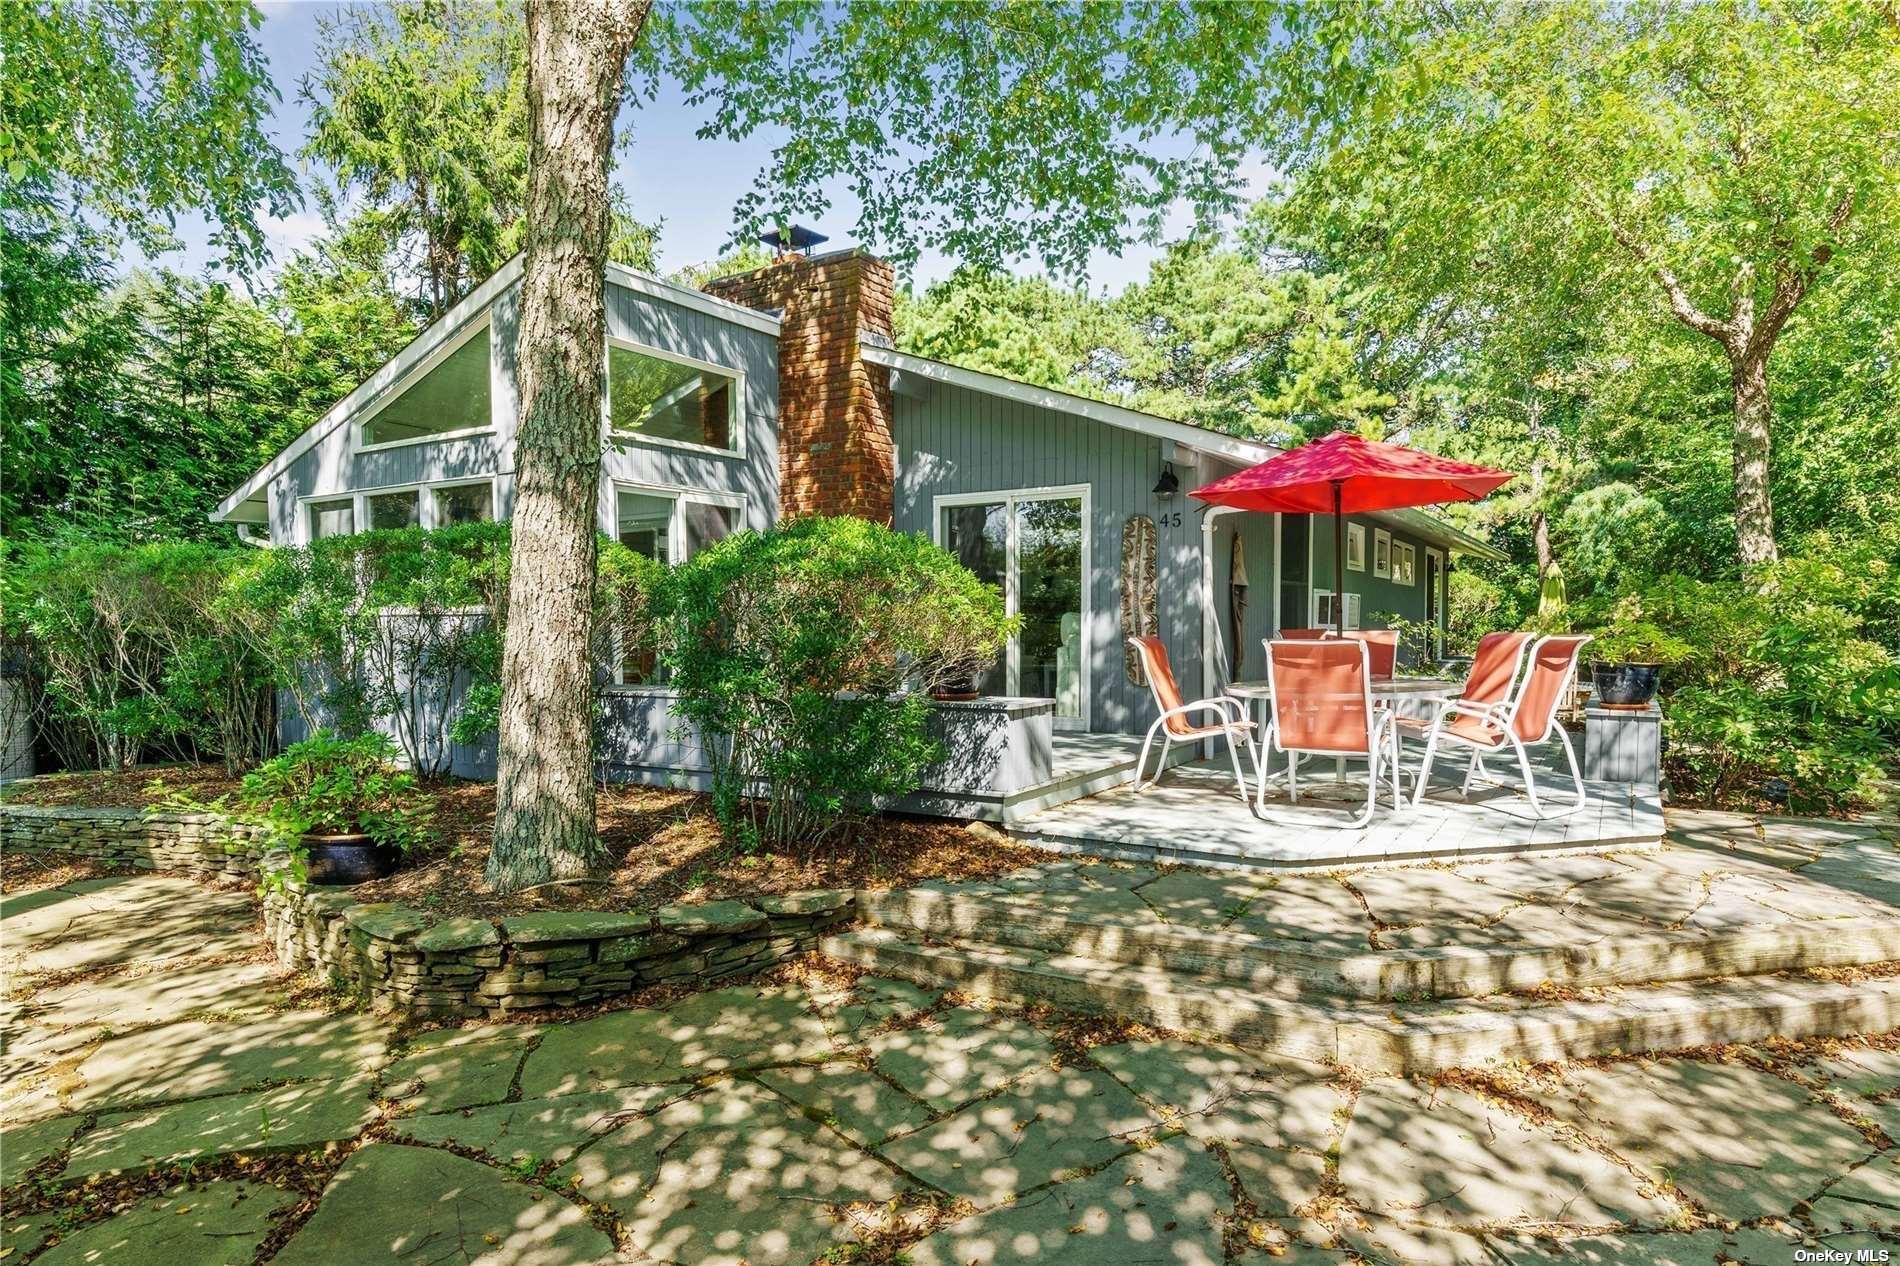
[{"xmin": 705, "ymin": 250, "xmax": 895, "ymax": 523}]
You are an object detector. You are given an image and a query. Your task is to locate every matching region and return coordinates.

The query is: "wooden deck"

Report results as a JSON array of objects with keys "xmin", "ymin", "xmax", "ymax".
[{"xmin": 1007, "ymin": 739, "xmax": 1664, "ymax": 872}]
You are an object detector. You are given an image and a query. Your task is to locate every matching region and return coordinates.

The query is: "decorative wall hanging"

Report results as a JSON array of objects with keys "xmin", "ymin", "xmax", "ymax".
[{"xmin": 1121, "ymin": 515, "xmax": 1158, "ymax": 685}]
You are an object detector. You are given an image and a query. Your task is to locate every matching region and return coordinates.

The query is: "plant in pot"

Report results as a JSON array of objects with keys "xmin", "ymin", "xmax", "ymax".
[
  {"xmin": 239, "ymin": 731, "xmax": 433, "ymax": 885},
  {"xmin": 1586, "ymin": 598, "xmax": 1692, "ymax": 708}
]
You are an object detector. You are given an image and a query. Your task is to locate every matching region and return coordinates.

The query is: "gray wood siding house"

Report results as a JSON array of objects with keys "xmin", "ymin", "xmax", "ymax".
[{"xmin": 215, "ymin": 248, "xmax": 1500, "ymax": 812}]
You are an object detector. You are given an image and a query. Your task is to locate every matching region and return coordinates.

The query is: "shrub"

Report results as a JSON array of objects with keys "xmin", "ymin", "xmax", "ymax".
[
  {"xmin": 225, "ymin": 522, "xmax": 508, "ymax": 772},
  {"xmin": 236, "ymin": 731, "xmax": 434, "ymax": 879},
  {"xmin": 1592, "ymin": 572, "xmax": 1898, "ymax": 813},
  {"xmin": 654, "ymin": 515, "xmax": 1013, "ymax": 849},
  {"xmin": 2, "ymin": 539, "xmax": 274, "ymax": 772}
]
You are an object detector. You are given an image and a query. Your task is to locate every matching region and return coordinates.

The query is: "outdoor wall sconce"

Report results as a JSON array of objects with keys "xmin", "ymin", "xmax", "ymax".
[{"xmin": 1152, "ymin": 461, "xmax": 1179, "ymax": 499}]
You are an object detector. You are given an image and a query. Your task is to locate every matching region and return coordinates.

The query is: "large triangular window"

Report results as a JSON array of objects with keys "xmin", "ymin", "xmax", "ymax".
[{"xmin": 360, "ymin": 321, "xmax": 493, "ymax": 448}]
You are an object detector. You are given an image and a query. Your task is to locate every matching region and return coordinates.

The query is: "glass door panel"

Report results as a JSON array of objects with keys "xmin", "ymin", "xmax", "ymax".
[
  {"xmin": 941, "ymin": 502, "xmax": 1010, "ymax": 697},
  {"xmin": 940, "ymin": 493, "xmax": 1087, "ymax": 726},
  {"xmin": 1018, "ymin": 497, "xmax": 1083, "ymax": 721}
]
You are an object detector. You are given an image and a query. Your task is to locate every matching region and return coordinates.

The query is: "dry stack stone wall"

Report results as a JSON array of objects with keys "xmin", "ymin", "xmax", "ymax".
[
  {"xmin": 0, "ymin": 804, "xmax": 272, "ymax": 878},
  {"xmin": 1, "ymin": 804, "xmax": 854, "ymax": 1019},
  {"xmin": 262, "ymin": 887, "xmax": 852, "ymax": 1018}
]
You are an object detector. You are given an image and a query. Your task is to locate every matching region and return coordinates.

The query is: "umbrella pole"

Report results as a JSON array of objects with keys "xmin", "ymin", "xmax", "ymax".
[{"xmin": 1333, "ymin": 480, "xmax": 1346, "ymax": 631}]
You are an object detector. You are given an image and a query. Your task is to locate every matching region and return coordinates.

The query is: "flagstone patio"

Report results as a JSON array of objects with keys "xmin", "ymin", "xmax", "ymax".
[{"xmin": 4, "ymin": 819, "xmax": 1900, "ymax": 1264}]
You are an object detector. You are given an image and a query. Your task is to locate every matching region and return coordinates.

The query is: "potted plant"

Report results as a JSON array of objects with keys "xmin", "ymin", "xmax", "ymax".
[
  {"xmin": 1585, "ymin": 600, "xmax": 1691, "ymax": 708},
  {"xmin": 239, "ymin": 731, "xmax": 433, "ymax": 884}
]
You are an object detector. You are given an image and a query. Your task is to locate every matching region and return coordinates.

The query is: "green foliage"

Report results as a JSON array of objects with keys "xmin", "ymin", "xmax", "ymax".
[
  {"xmin": 1580, "ymin": 572, "xmax": 1895, "ymax": 813},
  {"xmin": 2, "ymin": 539, "xmax": 275, "ymax": 773},
  {"xmin": 0, "ymin": 0, "xmax": 297, "ymax": 273},
  {"xmin": 227, "ymin": 522, "xmax": 509, "ymax": 773},
  {"xmin": 238, "ymin": 730, "xmax": 433, "ymax": 854},
  {"xmin": 1553, "ymin": 486, "xmax": 1678, "ymax": 604},
  {"xmin": 1268, "ymin": 0, "xmax": 1900, "ymax": 573},
  {"xmin": 0, "ymin": 220, "xmax": 415, "ymax": 545},
  {"xmin": 1575, "ymin": 596, "xmax": 1695, "ymax": 667},
  {"xmin": 653, "ymin": 517, "xmax": 1013, "ymax": 849},
  {"xmin": 894, "ymin": 240, "xmax": 1387, "ymax": 444},
  {"xmin": 300, "ymin": 0, "xmax": 658, "ymax": 322},
  {"xmin": 666, "ymin": 2, "xmax": 1293, "ymax": 274}
]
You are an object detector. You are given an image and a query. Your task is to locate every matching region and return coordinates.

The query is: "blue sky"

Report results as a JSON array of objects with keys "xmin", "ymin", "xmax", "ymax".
[{"xmin": 142, "ymin": 1, "xmax": 1267, "ymax": 298}]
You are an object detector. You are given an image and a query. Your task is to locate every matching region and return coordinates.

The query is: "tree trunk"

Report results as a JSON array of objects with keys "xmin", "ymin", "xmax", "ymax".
[
  {"xmin": 489, "ymin": 0, "xmax": 647, "ymax": 893},
  {"xmin": 1529, "ymin": 455, "xmax": 1553, "ymax": 578},
  {"xmin": 1729, "ymin": 348, "xmax": 1779, "ymax": 569}
]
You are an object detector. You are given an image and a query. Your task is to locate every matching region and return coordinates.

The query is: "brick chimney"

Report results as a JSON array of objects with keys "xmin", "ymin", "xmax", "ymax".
[{"xmin": 704, "ymin": 249, "xmax": 895, "ymax": 523}]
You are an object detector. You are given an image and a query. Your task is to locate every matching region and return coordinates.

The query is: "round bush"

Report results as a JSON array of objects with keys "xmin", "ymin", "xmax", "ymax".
[{"xmin": 653, "ymin": 515, "xmax": 1013, "ymax": 848}]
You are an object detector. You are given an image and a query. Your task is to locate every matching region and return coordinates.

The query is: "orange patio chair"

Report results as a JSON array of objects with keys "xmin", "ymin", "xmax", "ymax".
[
  {"xmin": 1341, "ymin": 628, "xmax": 1400, "ymax": 680},
  {"xmin": 1410, "ymin": 634, "xmax": 1591, "ymax": 817},
  {"xmin": 1276, "ymin": 628, "xmax": 1334, "ymax": 640},
  {"xmin": 1257, "ymin": 637, "xmax": 1400, "ymax": 829},
  {"xmin": 1127, "ymin": 635, "xmax": 1258, "ymax": 804}
]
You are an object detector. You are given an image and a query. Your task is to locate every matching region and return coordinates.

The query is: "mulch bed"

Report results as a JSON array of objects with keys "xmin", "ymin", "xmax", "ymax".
[
  {"xmin": 3, "ymin": 762, "xmax": 1049, "ymax": 920},
  {"xmin": 1, "ymin": 761, "xmax": 244, "ymax": 809}
]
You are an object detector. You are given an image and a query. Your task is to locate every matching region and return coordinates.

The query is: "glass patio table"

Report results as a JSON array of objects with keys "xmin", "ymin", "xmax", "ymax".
[{"xmin": 1226, "ymin": 676, "xmax": 1462, "ymax": 783}]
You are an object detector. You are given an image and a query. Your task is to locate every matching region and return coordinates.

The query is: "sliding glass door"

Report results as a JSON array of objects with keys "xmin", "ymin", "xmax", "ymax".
[{"xmin": 939, "ymin": 488, "xmax": 1089, "ymax": 729}]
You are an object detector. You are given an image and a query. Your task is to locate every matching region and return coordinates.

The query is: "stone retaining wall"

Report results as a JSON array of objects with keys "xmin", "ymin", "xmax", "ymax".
[
  {"xmin": 260, "ymin": 886, "xmax": 852, "ymax": 1018},
  {"xmin": 0, "ymin": 804, "xmax": 854, "ymax": 1019},
  {"xmin": 0, "ymin": 804, "xmax": 273, "ymax": 878}
]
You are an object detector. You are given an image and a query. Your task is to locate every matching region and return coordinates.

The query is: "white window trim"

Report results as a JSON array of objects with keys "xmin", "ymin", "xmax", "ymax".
[
  {"xmin": 605, "ymin": 478, "xmax": 747, "ymax": 690},
  {"xmin": 1372, "ymin": 527, "xmax": 1392, "ymax": 579},
  {"xmin": 1395, "ymin": 541, "xmax": 1416, "ymax": 587},
  {"xmin": 603, "ymin": 335, "xmax": 747, "ymax": 460},
  {"xmin": 931, "ymin": 484, "xmax": 1092, "ymax": 732},
  {"xmin": 297, "ymin": 476, "xmax": 498, "ymax": 545},
  {"xmin": 1311, "ymin": 590, "xmax": 1362, "ymax": 632},
  {"xmin": 1346, "ymin": 522, "xmax": 1366, "ymax": 573},
  {"xmin": 353, "ymin": 313, "xmax": 497, "ymax": 454}
]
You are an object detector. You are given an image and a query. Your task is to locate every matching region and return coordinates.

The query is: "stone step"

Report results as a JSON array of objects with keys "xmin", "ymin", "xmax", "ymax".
[
  {"xmin": 858, "ymin": 888, "xmax": 1900, "ymax": 1002},
  {"xmin": 821, "ymin": 928, "xmax": 1900, "ymax": 1074}
]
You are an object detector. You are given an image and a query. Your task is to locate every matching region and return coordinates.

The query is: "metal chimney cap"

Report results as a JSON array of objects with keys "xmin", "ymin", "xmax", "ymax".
[{"xmin": 761, "ymin": 224, "xmax": 830, "ymax": 256}]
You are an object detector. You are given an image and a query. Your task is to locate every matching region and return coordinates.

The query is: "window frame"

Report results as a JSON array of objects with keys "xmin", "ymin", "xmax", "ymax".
[
  {"xmin": 1395, "ymin": 541, "xmax": 1416, "ymax": 587},
  {"xmin": 1346, "ymin": 522, "xmax": 1366, "ymax": 573},
  {"xmin": 296, "ymin": 476, "xmax": 498, "ymax": 545},
  {"xmin": 605, "ymin": 478, "xmax": 747, "ymax": 690},
  {"xmin": 306, "ymin": 496, "xmax": 356, "ymax": 542},
  {"xmin": 1372, "ymin": 527, "xmax": 1392, "ymax": 579},
  {"xmin": 353, "ymin": 314, "xmax": 496, "ymax": 454},
  {"xmin": 602, "ymin": 335, "xmax": 747, "ymax": 460},
  {"xmin": 1310, "ymin": 589, "xmax": 1362, "ymax": 632}
]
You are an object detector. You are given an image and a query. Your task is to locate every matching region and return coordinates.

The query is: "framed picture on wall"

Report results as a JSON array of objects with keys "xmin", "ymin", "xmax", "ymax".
[
  {"xmin": 1346, "ymin": 523, "xmax": 1366, "ymax": 572},
  {"xmin": 1396, "ymin": 542, "xmax": 1416, "ymax": 585},
  {"xmin": 1373, "ymin": 528, "xmax": 1391, "ymax": 578}
]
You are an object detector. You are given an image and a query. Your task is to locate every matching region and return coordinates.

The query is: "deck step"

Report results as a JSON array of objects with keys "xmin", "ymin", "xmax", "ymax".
[
  {"xmin": 858, "ymin": 888, "xmax": 1900, "ymax": 1002},
  {"xmin": 822, "ymin": 928, "xmax": 1900, "ymax": 1074}
]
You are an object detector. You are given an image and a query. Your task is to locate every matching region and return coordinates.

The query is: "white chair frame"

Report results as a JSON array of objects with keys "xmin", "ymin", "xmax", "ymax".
[
  {"xmin": 1254, "ymin": 638, "xmax": 1401, "ymax": 830},
  {"xmin": 1410, "ymin": 634, "xmax": 1592, "ymax": 818},
  {"xmin": 1128, "ymin": 638, "xmax": 1256, "ymax": 804}
]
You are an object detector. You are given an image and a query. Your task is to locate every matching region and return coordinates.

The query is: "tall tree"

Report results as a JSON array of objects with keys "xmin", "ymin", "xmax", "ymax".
[
  {"xmin": 302, "ymin": 0, "xmax": 658, "ymax": 324},
  {"xmin": 491, "ymin": 1, "xmax": 1308, "ymax": 889},
  {"xmin": 0, "ymin": 0, "xmax": 296, "ymax": 273},
  {"xmin": 1273, "ymin": 0, "xmax": 1900, "ymax": 570},
  {"xmin": 488, "ymin": 0, "xmax": 649, "ymax": 891}
]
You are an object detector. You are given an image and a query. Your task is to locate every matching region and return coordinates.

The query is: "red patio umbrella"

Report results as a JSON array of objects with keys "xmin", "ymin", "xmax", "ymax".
[{"xmin": 1191, "ymin": 431, "xmax": 1514, "ymax": 632}]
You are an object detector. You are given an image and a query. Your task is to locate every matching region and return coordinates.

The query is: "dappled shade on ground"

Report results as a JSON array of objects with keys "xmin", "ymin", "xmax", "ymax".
[{"xmin": 7, "ymin": 826, "xmax": 1900, "ymax": 1264}]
